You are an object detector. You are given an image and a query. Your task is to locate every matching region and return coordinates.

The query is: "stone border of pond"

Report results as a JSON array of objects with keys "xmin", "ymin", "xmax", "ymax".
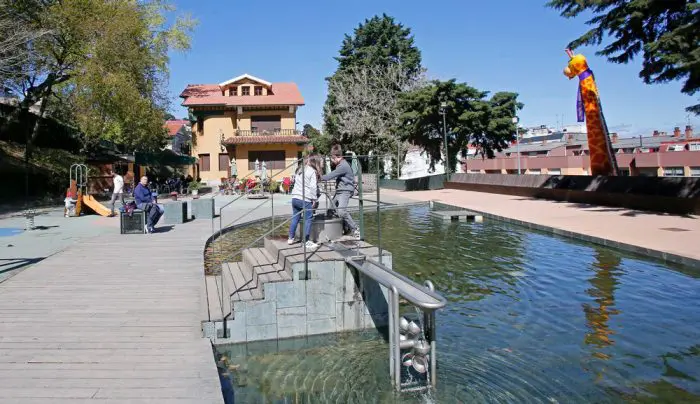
[{"xmin": 428, "ymin": 198, "xmax": 700, "ymax": 268}]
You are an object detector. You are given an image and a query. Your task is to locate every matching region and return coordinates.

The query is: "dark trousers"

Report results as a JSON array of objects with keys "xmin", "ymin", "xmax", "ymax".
[{"xmin": 138, "ymin": 203, "xmax": 162, "ymax": 228}]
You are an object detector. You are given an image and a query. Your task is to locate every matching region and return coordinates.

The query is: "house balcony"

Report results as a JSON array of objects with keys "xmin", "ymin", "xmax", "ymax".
[
  {"xmin": 235, "ymin": 129, "xmax": 302, "ymax": 137},
  {"xmin": 222, "ymin": 129, "xmax": 309, "ymax": 146}
]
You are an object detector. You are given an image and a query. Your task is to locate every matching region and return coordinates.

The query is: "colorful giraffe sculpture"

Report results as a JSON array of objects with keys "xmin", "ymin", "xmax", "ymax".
[{"xmin": 563, "ymin": 49, "xmax": 619, "ymax": 176}]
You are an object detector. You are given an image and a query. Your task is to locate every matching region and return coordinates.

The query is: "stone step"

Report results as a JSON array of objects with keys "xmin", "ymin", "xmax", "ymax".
[{"xmin": 222, "ymin": 262, "xmax": 255, "ymax": 292}]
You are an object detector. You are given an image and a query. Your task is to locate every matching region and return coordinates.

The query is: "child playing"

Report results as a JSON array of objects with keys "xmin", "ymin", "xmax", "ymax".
[
  {"xmin": 288, "ymin": 154, "xmax": 323, "ymax": 249},
  {"xmin": 322, "ymin": 144, "xmax": 360, "ymax": 239}
]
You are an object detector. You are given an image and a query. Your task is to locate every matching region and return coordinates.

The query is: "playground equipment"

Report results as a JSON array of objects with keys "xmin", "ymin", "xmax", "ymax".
[
  {"xmin": 564, "ymin": 49, "xmax": 618, "ymax": 176},
  {"xmin": 66, "ymin": 164, "xmax": 113, "ymax": 217}
]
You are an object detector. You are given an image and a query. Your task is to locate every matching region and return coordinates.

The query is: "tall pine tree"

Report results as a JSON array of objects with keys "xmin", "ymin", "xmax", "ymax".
[{"xmin": 323, "ymin": 14, "xmax": 422, "ymax": 155}]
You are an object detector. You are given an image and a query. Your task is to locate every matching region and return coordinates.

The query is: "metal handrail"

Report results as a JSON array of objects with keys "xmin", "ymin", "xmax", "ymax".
[
  {"xmin": 217, "ymin": 212, "xmax": 302, "ymax": 327},
  {"xmin": 214, "ymin": 153, "xmax": 399, "ymax": 338}
]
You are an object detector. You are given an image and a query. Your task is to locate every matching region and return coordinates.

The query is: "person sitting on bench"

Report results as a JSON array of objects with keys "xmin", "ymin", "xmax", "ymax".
[{"xmin": 134, "ymin": 176, "xmax": 162, "ymax": 233}]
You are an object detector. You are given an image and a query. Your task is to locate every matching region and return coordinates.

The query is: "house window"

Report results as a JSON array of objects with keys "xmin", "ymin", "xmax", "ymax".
[
  {"xmin": 548, "ymin": 168, "xmax": 561, "ymax": 175},
  {"xmin": 229, "ymin": 87, "xmax": 237, "ymax": 96},
  {"xmin": 527, "ymin": 169, "xmax": 541, "ymax": 175},
  {"xmin": 668, "ymin": 144, "xmax": 684, "ymax": 152},
  {"xmin": 197, "ymin": 116, "xmax": 204, "ymax": 134},
  {"xmin": 618, "ymin": 168, "xmax": 630, "ymax": 176},
  {"xmin": 254, "ymin": 86, "xmax": 263, "ymax": 96},
  {"xmin": 198, "ymin": 154, "xmax": 210, "ymax": 172},
  {"xmin": 689, "ymin": 143, "xmax": 700, "ymax": 151},
  {"xmin": 690, "ymin": 167, "xmax": 700, "ymax": 177},
  {"xmin": 248, "ymin": 150, "xmax": 285, "ymax": 170},
  {"xmin": 241, "ymin": 86, "xmax": 250, "ymax": 96},
  {"xmin": 251, "ymin": 115, "xmax": 281, "ymax": 133},
  {"xmin": 219, "ymin": 154, "xmax": 230, "ymax": 172},
  {"xmin": 663, "ymin": 167, "xmax": 684, "ymax": 177}
]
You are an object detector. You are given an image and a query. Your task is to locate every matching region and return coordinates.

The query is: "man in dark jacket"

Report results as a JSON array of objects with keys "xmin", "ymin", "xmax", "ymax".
[
  {"xmin": 134, "ymin": 176, "xmax": 161, "ymax": 233},
  {"xmin": 321, "ymin": 145, "xmax": 359, "ymax": 239}
]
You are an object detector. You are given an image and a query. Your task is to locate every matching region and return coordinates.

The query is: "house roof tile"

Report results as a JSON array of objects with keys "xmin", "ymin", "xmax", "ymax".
[
  {"xmin": 180, "ymin": 83, "xmax": 304, "ymax": 107},
  {"xmin": 164, "ymin": 119, "xmax": 189, "ymax": 137}
]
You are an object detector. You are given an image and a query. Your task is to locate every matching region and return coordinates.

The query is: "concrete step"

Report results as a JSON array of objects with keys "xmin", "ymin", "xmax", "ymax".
[{"xmin": 222, "ymin": 262, "xmax": 255, "ymax": 292}]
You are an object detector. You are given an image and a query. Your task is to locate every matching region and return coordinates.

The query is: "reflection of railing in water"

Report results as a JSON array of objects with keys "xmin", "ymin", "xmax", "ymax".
[{"xmin": 208, "ymin": 153, "xmax": 447, "ymax": 392}]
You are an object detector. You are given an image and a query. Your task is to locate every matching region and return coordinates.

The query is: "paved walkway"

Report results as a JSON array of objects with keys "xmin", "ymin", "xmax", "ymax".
[
  {"xmin": 0, "ymin": 212, "xmax": 223, "ymax": 403},
  {"xmin": 382, "ymin": 188, "xmax": 700, "ymax": 266},
  {"xmin": 0, "ymin": 189, "xmax": 421, "ymax": 403}
]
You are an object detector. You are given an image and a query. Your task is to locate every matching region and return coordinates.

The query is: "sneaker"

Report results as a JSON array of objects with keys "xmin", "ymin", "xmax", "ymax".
[
  {"xmin": 144, "ymin": 225, "xmax": 150, "ymax": 234},
  {"xmin": 305, "ymin": 240, "xmax": 319, "ymax": 250},
  {"xmin": 287, "ymin": 238, "xmax": 296, "ymax": 245},
  {"xmin": 352, "ymin": 229, "xmax": 361, "ymax": 240}
]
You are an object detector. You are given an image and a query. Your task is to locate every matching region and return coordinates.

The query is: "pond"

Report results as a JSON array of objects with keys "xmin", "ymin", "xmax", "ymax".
[{"xmin": 216, "ymin": 205, "xmax": 700, "ymax": 403}]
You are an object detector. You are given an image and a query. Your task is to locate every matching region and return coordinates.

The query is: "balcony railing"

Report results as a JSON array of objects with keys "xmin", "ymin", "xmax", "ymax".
[{"xmin": 235, "ymin": 129, "xmax": 302, "ymax": 137}]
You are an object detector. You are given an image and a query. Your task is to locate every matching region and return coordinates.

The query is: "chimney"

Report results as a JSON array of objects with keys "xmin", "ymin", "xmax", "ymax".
[
  {"xmin": 653, "ymin": 130, "xmax": 659, "ymax": 137},
  {"xmin": 686, "ymin": 125, "xmax": 693, "ymax": 139},
  {"xmin": 611, "ymin": 133, "xmax": 618, "ymax": 143},
  {"xmin": 674, "ymin": 127, "xmax": 681, "ymax": 137}
]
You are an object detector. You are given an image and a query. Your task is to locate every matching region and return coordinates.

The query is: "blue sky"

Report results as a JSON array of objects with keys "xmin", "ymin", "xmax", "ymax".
[{"xmin": 168, "ymin": 0, "xmax": 698, "ymax": 138}]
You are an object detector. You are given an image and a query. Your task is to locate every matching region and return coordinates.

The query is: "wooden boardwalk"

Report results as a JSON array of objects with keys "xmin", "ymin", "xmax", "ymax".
[{"xmin": 0, "ymin": 218, "xmax": 223, "ymax": 403}]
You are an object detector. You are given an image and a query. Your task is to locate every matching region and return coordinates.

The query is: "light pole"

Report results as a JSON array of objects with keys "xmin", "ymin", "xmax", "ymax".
[
  {"xmin": 513, "ymin": 115, "xmax": 520, "ymax": 175},
  {"xmin": 439, "ymin": 102, "xmax": 449, "ymax": 180}
]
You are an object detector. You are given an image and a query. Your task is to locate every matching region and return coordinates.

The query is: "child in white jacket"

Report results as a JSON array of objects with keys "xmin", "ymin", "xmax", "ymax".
[{"xmin": 288, "ymin": 154, "xmax": 323, "ymax": 249}]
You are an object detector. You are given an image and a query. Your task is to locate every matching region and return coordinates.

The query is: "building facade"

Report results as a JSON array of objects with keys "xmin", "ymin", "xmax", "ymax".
[
  {"xmin": 180, "ymin": 74, "xmax": 308, "ymax": 184},
  {"xmin": 463, "ymin": 125, "xmax": 700, "ymax": 177}
]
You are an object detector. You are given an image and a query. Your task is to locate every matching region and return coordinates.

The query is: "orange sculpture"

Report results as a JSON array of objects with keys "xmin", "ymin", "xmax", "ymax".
[{"xmin": 564, "ymin": 49, "xmax": 618, "ymax": 176}]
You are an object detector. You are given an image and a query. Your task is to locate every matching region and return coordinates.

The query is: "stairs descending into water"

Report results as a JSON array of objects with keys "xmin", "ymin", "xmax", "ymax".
[{"xmin": 203, "ymin": 237, "xmax": 390, "ymax": 342}]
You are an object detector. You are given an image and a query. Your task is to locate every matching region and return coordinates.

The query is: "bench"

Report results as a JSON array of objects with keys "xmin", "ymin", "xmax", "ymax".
[{"xmin": 120, "ymin": 209, "xmax": 146, "ymax": 234}]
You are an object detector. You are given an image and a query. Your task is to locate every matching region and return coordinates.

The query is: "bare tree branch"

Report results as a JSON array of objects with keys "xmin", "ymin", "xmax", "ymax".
[
  {"xmin": 0, "ymin": 7, "xmax": 50, "ymax": 84},
  {"xmin": 327, "ymin": 63, "xmax": 426, "ymax": 154}
]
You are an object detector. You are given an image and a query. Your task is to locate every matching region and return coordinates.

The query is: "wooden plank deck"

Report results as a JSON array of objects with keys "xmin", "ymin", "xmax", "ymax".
[{"xmin": 0, "ymin": 219, "xmax": 224, "ymax": 403}]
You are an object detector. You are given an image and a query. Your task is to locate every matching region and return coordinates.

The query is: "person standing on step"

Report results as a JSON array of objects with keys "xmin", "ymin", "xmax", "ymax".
[
  {"xmin": 322, "ymin": 145, "xmax": 360, "ymax": 239},
  {"xmin": 288, "ymin": 154, "xmax": 323, "ymax": 249},
  {"xmin": 109, "ymin": 169, "xmax": 125, "ymax": 217}
]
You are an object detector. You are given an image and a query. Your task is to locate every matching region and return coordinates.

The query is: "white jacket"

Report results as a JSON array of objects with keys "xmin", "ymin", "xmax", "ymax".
[{"xmin": 290, "ymin": 166, "xmax": 318, "ymax": 202}]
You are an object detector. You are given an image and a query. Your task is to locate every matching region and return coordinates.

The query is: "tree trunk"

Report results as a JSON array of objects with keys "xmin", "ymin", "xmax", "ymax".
[{"xmin": 23, "ymin": 94, "xmax": 49, "ymax": 205}]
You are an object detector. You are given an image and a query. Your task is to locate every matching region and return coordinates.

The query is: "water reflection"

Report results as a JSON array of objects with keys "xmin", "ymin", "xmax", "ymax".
[
  {"xmin": 212, "ymin": 206, "xmax": 700, "ymax": 403},
  {"xmin": 583, "ymin": 248, "xmax": 623, "ymax": 374}
]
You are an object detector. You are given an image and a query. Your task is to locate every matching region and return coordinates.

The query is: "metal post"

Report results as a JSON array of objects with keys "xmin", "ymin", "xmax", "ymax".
[
  {"xmin": 397, "ymin": 140, "xmax": 401, "ymax": 179},
  {"xmin": 388, "ymin": 286, "xmax": 395, "ymax": 383},
  {"xmin": 270, "ymin": 190, "xmax": 274, "ymax": 233},
  {"xmin": 424, "ymin": 280, "xmax": 437, "ymax": 388},
  {"xmin": 514, "ymin": 114, "xmax": 521, "ymax": 175},
  {"xmin": 391, "ymin": 285, "xmax": 400, "ymax": 390},
  {"xmin": 442, "ymin": 109, "xmax": 449, "ymax": 181},
  {"xmin": 355, "ymin": 154, "xmax": 365, "ymax": 241},
  {"xmin": 376, "ymin": 155, "xmax": 382, "ymax": 264},
  {"xmin": 302, "ymin": 160, "xmax": 308, "ymax": 280}
]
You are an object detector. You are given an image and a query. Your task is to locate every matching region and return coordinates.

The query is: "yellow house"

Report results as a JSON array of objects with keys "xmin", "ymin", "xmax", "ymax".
[{"xmin": 180, "ymin": 74, "xmax": 308, "ymax": 184}]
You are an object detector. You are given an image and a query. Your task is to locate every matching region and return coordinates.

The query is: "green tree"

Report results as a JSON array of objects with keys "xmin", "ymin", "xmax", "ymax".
[
  {"xmin": 302, "ymin": 124, "xmax": 332, "ymax": 155},
  {"xmin": 399, "ymin": 79, "xmax": 522, "ymax": 171},
  {"xmin": 323, "ymin": 14, "xmax": 423, "ymax": 154},
  {"xmin": 547, "ymin": 0, "xmax": 700, "ymax": 114},
  {"xmin": 1, "ymin": 0, "xmax": 195, "ymax": 156}
]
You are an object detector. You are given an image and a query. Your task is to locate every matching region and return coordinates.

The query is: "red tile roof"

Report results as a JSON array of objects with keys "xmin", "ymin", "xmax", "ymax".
[
  {"xmin": 222, "ymin": 135, "xmax": 309, "ymax": 145},
  {"xmin": 164, "ymin": 119, "xmax": 189, "ymax": 137},
  {"xmin": 180, "ymin": 83, "xmax": 304, "ymax": 107}
]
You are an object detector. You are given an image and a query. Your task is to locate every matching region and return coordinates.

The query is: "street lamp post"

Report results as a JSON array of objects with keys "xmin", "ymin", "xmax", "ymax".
[
  {"xmin": 513, "ymin": 115, "xmax": 520, "ymax": 175},
  {"xmin": 439, "ymin": 102, "xmax": 449, "ymax": 180}
]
